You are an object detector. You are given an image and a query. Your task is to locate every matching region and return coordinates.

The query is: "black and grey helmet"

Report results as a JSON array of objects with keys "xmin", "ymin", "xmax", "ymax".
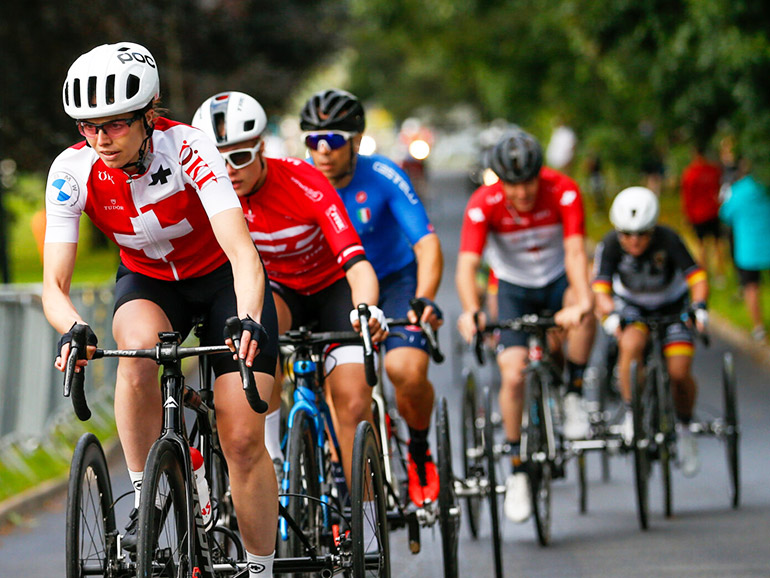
[
  {"xmin": 300, "ymin": 89, "xmax": 365, "ymax": 133},
  {"xmin": 489, "ymin": 129, "xmax": 544, "ymax": 184}
]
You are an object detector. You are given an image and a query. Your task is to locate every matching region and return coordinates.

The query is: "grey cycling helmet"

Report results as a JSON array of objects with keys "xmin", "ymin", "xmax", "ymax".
[
  {"xmin": 489, "ymin": 129, "xmax": 544, "ymax": 184},
  {"xmin": 192, "ymin": 91, "xmax": 267, "ymax": 146},
  {"xmin": 300, "ymin": 89, "xmax": 365, "ymax": 133},
  {"xmin": 609, "ymin": 186, "xmax": 659, "ymax": 232},
  {"xmin": 63, "ymin": 42, "xmax": 159, "ymax": 119}
]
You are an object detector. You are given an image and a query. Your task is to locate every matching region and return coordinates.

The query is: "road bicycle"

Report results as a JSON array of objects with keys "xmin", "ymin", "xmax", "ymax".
[
  {"xmin": 64, "ymin": 317, "xmax": 267, "ymax": 577},
  {"xmin": 627, "ymin": 311, "xmax": 740, "ymax": 530},
  {"xmin": 275, "ymin": 304, "xmax": 389, "ymax": 577},
  {"xmin": 472, "ymin": 314, "xmax": 587, "ymax": 547},
  {"xmin": 368, "ymin": 302, "xmax": 460, "ymax": 578}
]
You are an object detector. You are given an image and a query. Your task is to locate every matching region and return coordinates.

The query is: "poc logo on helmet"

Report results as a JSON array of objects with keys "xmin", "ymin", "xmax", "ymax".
[{"xmin": 116, "ymin": 50, "xmax": 156, "ymax": 68}]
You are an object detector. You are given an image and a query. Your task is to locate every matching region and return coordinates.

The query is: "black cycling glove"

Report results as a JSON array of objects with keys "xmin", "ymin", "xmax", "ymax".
[
  {"xmin": 57, "ymin": 323, "xmax": 98, "ymax": 360},
  {"xmin": 224, "ymin": 316, "xmax": 269, "ymax": 348},
  {"xmin": 412, "ymin": 297, "xmax": 444, "ymax": 321}
]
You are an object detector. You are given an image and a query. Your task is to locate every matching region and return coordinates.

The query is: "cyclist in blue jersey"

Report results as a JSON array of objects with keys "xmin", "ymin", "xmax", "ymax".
[{"xmin": 300, "ymin": 89, "xmax": 445, "ymax": 507}]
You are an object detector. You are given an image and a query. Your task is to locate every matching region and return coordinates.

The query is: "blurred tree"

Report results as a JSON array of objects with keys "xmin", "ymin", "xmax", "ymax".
[{"xmin": 0, "ymin": 0, "xmax": 346, "ymax": 172}]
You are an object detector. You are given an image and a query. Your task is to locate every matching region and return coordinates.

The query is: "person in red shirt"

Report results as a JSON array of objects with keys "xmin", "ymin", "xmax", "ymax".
[
  {"xmin": 456, "ymin": 129, "xmax": 595, "ymax": 524},
  {"xmin": 192, "ymin": 92, "xmax": 385, "ymax": 492},
  {"xmin": 680, "ymin": 144, "xmax": 728, "ymax": 283}
]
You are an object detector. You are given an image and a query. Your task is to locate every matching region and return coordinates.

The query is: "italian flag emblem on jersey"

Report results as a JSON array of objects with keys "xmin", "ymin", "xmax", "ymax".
[{"xmin": 357, "ymin": 208, "xmax": 371, "ymax": 223}]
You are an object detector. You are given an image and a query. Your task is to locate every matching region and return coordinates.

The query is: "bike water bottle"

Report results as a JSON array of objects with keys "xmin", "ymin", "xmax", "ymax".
[{"xmin": 190, "ymin": 447, "xmax": 212, "ymax": 526}]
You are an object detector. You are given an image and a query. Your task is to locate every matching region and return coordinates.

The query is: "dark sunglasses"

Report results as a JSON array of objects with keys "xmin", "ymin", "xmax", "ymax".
[
  {"xmin": 303, "ymin": 130, "xmax": 355, "ymax": 151},
  {"xmin": 77, "ymin": 113, "xmax": 143, "ymax": 139}
]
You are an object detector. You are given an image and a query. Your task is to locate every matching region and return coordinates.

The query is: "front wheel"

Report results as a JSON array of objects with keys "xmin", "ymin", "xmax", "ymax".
[
  {"xmin": 654, "ymin": 364, "xmax": 674, "ymax": 518},
  {"xmin": 460, "ymin": 370, "xmax": 482, "ymax": 538},
  {"xmin": 437, "ymin": 397, "xmax": 459, "ymax": 578},
  {"xmin": 722, "ymin": 352, "xmax": 740, "ymax": 508},
  {"xmin": 66, "ymin": 433, "xmax": 117, "ymax": 578},
  {"xmin": 482, "ymin": 387, "xmax": 503, "ymax": 578},
  {"xmin": 631, "ymin": 362, "xmax": 650, "ymax": 531},
  {"xmin": 350, "ymin": 421, "xmax": 390, "ymax": 578},
  {"xmin": 525, "ymin": 373, "xmax": 552, "ymax": 546},
  {"xmin": 136, "ymin": 438, "xmax": 192, "ymax": 578}
]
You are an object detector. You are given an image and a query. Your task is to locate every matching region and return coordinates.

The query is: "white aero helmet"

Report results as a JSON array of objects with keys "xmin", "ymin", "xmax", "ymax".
[
  {"xmin": 191, "ymin": 91, "xmax": 267, "ymax": 146},
  {"xmin": 62, "ymin": 42, "xmax": 159, "ymax": 119},
  {"xmin": 609, "ymin": 186, "xmax": 660, "ymax": 233}
]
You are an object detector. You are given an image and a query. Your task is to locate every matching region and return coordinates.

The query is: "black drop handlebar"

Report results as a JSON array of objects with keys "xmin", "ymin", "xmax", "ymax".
[
  {"xmin": 386, "ymin": 297, "xmax": 445, "ymax": 364},
  {"xmin": 62, "ymin": 317, "xmax": 269, "ymax": 421},
  {"xmin": 472, "ymin": 313, "xmax": 558, "ymax": 366}
]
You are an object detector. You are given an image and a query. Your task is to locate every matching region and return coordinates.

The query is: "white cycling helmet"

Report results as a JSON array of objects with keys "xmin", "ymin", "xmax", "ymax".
[
  {"xmin": 609, "ymin": 186, "xmax": 659, "ymax": 232},
  {"xmin": 62, "ymin": 42, "xmax": 159, "ymax": 120},
  {"xmin": 192, "ymin": 91, "xmax": 267, "ymax": 146}
]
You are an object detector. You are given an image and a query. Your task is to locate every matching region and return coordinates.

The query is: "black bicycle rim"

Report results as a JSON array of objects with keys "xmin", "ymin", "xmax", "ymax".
[
  {"xmin": 66, "ymin": 433, "xmax": 117, "ymax": 578},
  {"xmin": 437, "ymin": 397, "xmax": 460, "ymax": 578},
  {"xmin": 351, "ymin": 421, "xmax": 391, "ymax": 578},
  {"xmin": 483, "ymin": 386, "xmax": 503, "ymax": 578},
  {"xmin": 723, "ymin": 352, "xmax": 740, "ymax": 508},
  {"xmin": 631, "ymin": 362, "xmax": 650, "ymax": 530},
  {"xmin": 461, "ymin": 371, "xmax": 481, "ymax": 538}
]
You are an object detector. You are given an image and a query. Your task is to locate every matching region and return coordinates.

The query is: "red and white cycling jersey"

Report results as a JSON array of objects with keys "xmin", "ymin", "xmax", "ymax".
[
  {"xmin": 460, "ymin": 167, "xmax": 585, "ymax": 288},
  {"xmin": 241, "ymin": 157, "xmax": 366, "ymax": 295},
  {"xmin": 45, "ymin": 117, "xmax": 240, "ymax": 281}
]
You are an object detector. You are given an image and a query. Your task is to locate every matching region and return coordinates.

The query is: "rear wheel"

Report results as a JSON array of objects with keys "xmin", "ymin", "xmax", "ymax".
[
  {"xmin": 722, "ymin": 352, "xmax": 740, "ymax": 508},
  {"xmin": 631, "ymin": 362, "xmax": 650, "ymax": 531},
  {"xmin": 351, "ymin": 421, "xmax": 390, "ymax": 578},
  {"xmin": 460, "ymin": 370, "xmax": 482, "ymax": 538},
  {"xmin": 136, "ymin": 438, "xmax": 191, "ymax": 578},
  {"xmin": 279, "ymin": 409, "xmax": 324, "ymax": 577},
  {"xmin": 66, "ymin": 433, "xmax": 117, "ymax": 578},
  {"xmin": 437, "ymin": 397, "xmax": 459, "ymax": 578},
  {"xmin": 482, "ymin": 387, "xmax": 503, "ymax": 578}
]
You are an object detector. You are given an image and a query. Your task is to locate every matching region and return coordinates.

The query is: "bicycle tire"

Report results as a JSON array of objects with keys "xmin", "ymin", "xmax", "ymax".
[
  {"xmin": 631, "ymin": 362, "xmax": 650, "ymax": 530},
  {"xmin": 654, "ymin": 363, "xmax": 673, "ymax": 518},
  {"xmin": 136, "ymin": 438, "xmax": 192, "ymax": 578},
  {"xmin": 526, "ymin": 372, "xmax": 552, "ymax": 547},
  {"xmin": 351, "ymin": 421, "xmax": 391, "ymax": 578},
  {"xmin": 437, "ymin": 397, "xmax": 460, "ymax": 578},
  {"xmin": 482, "ymin": 386, "xmax": 503, "ymax": 578},
  {"xmin": 66, "ymin": 433, "xmax": 117, "ymax": 578},
  {"xmin": 577, "ymin": 452, "xmax": 587, "ymax": 514},
  {"xmin": 279, "ymin": 409, "xmax": 324, "ymax": 577},
  {"xmin": 722, "ymin": 352, "xmax": 740, "ymax": 508},
  {"xmin": 460, "ymin": 370, "xmax": 481, "ymax": 538}
]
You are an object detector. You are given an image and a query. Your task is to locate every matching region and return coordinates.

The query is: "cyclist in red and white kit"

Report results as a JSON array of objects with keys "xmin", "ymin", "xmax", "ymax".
[
  {"xmin": 191, "ymin": 91, "xmax": 386, "ymax": 490},
  {"xmin": 456, "ymin": 129, "xmax": 595, "ymax": 523},
  {"xmin": 43, "ymin": 43, "xmax": 278, "ymax": 576}
]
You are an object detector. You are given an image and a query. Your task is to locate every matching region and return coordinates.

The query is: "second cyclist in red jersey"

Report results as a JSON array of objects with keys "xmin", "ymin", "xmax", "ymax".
[{"xmin": 192, "ymin": 92, "xmax": 385, "ymax": 489}]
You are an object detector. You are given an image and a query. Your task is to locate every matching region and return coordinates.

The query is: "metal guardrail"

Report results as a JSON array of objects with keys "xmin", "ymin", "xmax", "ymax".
[{"xmin": 0, "ymin": 284, "xmax": 116, "ymax": 442}]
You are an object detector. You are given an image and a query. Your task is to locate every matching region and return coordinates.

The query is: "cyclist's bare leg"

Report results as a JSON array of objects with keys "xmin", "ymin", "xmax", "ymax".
[
  {"xmin": 327, "ymin": 364, "xmax": 374, "ymax": 485},
  {"xmin": 667, "ymin": 354, "xmax": 698, "ymax": 420},
  {"xmin": 215, "ymin": 371, "xmax": 278, "ymax": 556},
  {"xmin": 617, "ymin": 325, "xmax": 647, "ymax": 404},
  {"xmin": 112, "ymin": 299, "xmax": 171, "ymax": 471},
  {"xmin": 497, "ymin": 346, "xmax": 528, "ymax": 443},
  {"xmin": 384, "ymin": 347, "xmax": 433, "ymax": 430}
]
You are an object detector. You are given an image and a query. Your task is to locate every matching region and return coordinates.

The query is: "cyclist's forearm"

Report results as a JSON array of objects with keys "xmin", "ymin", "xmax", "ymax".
[
  {"xmin": 413, "ymin": 233, "xmax": 443, "ymax": 300},
  {"xmin": 42, "ymin": 242, "xmax": 87, "ymax": 332},
  {"xmin": 564, "ymin": 235, "xmax": 594, "ymax": 311},
  {"xmin": 456, "ymin": 252, "xmax": 482, "ymax": 313},
  {"xmin": 345, "ymin": 259, "xmax": 379, "ymax": 306}
]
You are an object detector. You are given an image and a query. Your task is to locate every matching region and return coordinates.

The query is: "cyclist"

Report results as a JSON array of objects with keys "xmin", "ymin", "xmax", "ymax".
[
  {"xmin": 299, "ymin": 89, "xmax": 445, "ymax": 508},
  {"xmin": 43, "ymin": 43, "xmax": 279, "ymax": 576},
  {"xmin": 456, "ymin": 129, "xmax": 596, "ymax": 523},
  {"xmin": 593, "ymin": 186, "xmax": 708, "ymax": 477},
  {"xmin": 191, "ymin": 91, "xmax": 386, "ymax": 489}
]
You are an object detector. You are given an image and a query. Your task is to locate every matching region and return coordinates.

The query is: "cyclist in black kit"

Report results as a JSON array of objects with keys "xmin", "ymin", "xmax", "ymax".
[{"xmin": 592, "ymin": 186, "xmax": 709, "ymax": 477}]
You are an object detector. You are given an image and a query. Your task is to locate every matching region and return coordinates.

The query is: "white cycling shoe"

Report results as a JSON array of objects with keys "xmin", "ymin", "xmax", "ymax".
[
  {"xmin": 504, "ymin": 473, "xmax": 532, "ymax": 523},
  {"xmin": 678, "ymin": 428, "xmax": 700, "ymax": 477},
  {"xmin": 563, "ymin": 393, "xmax": 590, "ymax": 440}
]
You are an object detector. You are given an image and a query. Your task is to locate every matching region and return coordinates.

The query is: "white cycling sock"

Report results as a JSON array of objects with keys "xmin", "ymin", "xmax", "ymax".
[
  {"xmin": 128, "ymin": 469, "xmax": 143, "ymax": 509},
  {"xmin": 246, "ymin": 550, "xmax": 274, "ymax": 577},
  {"xmin": 264, "ymin": 409, "xmax": 284, "ymax": 462}
]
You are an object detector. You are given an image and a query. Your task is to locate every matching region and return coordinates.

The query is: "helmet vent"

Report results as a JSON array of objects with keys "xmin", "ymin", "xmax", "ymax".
[
  {"xmin": 64, "ymin": 82, "xmax": 70, "ymax": 106},
  {"xmin": 73, "ymin": 79, "xmax": 81, "ymax": 108},
  {"xmin": 88, "ymin": 76, "xmax": 97, "ymax": 108},
  {"xmin": 243, "ymin": 120, "xmax": 255, "ymax": 132},
  {"xmin": 106, "ymin": 74, "xmax": 115, "ymax": 105},
  {"xmin": 126, "ymin": 74, "xmax": 140, "ymax": 100},
  {"xmin": 212, "ymin": 112, "xmax": 226, "ymax": 143},
  {"xmin": 631, "ymin": 209, "xmax": 637, "ymax": 217}
]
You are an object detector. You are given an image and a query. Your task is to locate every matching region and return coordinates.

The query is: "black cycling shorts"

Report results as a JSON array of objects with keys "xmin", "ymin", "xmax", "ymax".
[
  {"xmin": 113, "ymin": 261, "xmax": 278, "ymax": 378},
  {"xmin": 270, "ymin": 276, "xmax": 353, "ymax": 332}
]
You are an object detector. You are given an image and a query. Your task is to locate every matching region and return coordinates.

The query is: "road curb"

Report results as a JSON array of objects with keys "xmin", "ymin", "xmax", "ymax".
[{"xmin": 0, "ymin": 438, "xmax": 122, "ymax": 528}]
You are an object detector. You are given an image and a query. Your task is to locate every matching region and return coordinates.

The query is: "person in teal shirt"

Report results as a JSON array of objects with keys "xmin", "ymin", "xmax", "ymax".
[{"xmin": 719, "ymin": 171, "xmax": 770, "ymax": 341}]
